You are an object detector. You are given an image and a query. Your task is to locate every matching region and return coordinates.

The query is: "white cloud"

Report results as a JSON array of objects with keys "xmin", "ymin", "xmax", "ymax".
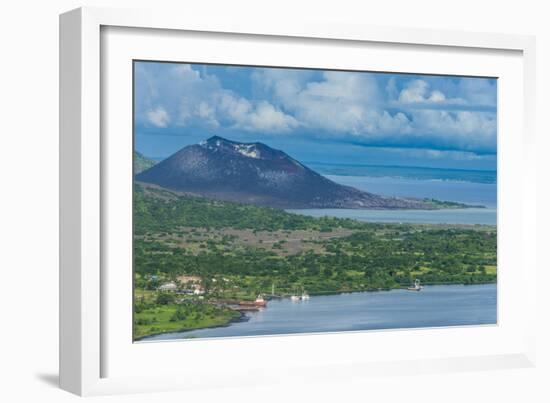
[
  {"xmin": 215, "ymin": 93, "xmax": 298, "ymax": 133},
  {"xmin": 239, "ymin": 101, "xmax": 299, "ymax": 132},
  {"xmin": 398, "ymin": 79, "xmax": 464, "ymax": 105},
  {"xmin": 429, "ymin": 90, "xmax": 446, "ymax": 102},
  {"xmin": 172, "ymin": 64, "xmax": 202, "ymax": 82},
  {"xmin": 197, "ymin": 102, "xmax": 219, "ymax": 128},
  {"xmin": 135, "ymin": 63, "xmax": 497, "ymax": 153},
  {"xmin": 252, "ymin": 70, "xmax": 497, "ymax": 152},
  {"xmin": 136, "ymin": 63, "xmax": 296, "ymax": 134},
  {"xmin": 146, "ymin": 107, "xmax": 170, "ymax": 128},
  {"xmin": 399, "ymin": 80, "xmax": 432, "ymax": 103},
  {"xmin": 254, "ymin": 69, "xmax": 411, "ymax": 136},
  {"xmin": 458, "ymin": 78, "xmax": 496, "ymax": 106}
]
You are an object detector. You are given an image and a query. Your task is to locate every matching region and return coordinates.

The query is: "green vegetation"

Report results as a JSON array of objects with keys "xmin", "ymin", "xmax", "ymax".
[
  {"xmin": 422, "ymin": 198, "xmax": 486, "ymax": 209},
  {"xmin": 134, "ymin": 297, "xmax": 241, "ymax": 339},
  {"xmin": 134, "ymin": 184, "xmax": 364, "ymax": 234},
  {"xmin": 134, "ymin": 151, "xmax": 156, "ymax": 174},
  {"xmin": 133, "ymin": 183, "xmax": 497, "ymax": 339}
]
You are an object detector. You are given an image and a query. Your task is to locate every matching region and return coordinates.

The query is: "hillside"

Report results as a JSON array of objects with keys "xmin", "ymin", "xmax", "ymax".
[{"xmin": 134, "ymin": 151, "xmax": 156, "ymax": 174}]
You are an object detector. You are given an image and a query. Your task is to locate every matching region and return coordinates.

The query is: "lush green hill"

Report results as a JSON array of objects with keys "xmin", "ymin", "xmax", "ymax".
[
  {"xmin": 134, "ymin": 151, "xmax": 156, "ymax": 174},
  {"xmin": 133, "ymin": 183, "xmax": 363, "ymax": 234},
  {"xmin": 134, "ymin": 184, "xmax": 496, "ymax": 289}
]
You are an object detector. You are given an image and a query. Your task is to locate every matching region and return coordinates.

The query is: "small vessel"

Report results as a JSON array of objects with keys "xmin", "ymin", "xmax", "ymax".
[
  {"xmin": 239, "ymin": 294, "xmax": 267, "ymax": 307},
  {"xmin": 290, "ymin": 294, "xmax": 300, "ymax": 302},
  {"xmin": 254, "ymin": 294, "xmax": 267, "ymax": 307},
  {"xmin": 407, "ymin": 279, "xmax": 423, "ymax": 291},
  {"xmin": 301, "ymin": 290, "xmax": 310, "ymax": 300}
]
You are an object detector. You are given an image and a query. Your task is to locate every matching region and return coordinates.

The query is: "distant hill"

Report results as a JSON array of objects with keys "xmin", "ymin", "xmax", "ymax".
[
  {"xmin": 134, "ymin": 151, "xmax": 156, "ymax": 174},
  {"xmin": 136, "ymin": 136, "xmax": 460, "ymax": 210}
]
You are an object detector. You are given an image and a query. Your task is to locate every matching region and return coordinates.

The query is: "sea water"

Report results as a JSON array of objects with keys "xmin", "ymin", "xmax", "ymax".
[{"xmin": 141, "ymin": 284, "xmax": 496, "ymax": 340}]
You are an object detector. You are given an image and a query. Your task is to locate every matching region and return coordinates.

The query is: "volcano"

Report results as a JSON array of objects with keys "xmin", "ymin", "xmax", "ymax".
[{"xmin": 136, "ymin": 136, "xmax": 437, "ymax": 209}]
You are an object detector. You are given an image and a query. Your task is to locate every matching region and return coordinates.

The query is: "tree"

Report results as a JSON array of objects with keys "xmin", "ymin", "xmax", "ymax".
[{"xmin": 156, "ymin": 292, "xmax": 175, "ymax": 305}]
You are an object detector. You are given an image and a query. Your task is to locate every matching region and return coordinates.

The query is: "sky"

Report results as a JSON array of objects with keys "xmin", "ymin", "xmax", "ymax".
[{"xmin": 134, "ymin": 61, "xmax": 497, "ymax": 171}]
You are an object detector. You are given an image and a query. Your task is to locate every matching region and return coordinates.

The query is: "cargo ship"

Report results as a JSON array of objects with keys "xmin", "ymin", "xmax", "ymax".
[{"xmin": 239, "ymin": 295, "xmax": 267, "ymax": 307}]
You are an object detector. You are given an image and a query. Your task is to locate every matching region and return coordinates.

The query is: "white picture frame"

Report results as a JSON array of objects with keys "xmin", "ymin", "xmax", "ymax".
[{"xmin": 59, "ymin": 6, "xmax": 537, "ymax": 396}]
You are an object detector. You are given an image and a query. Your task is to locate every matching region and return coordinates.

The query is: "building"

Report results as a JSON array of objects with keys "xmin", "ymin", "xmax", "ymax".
[
  {"xmin": 177, "ymin": 275, "xmax": 201, "ymax": 284},
  {"xmin": 158, "ymin": 282, "xmax": 177, "ymax": 292}
]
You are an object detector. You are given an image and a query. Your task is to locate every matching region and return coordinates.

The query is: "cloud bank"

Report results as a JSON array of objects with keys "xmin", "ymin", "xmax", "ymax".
[{"xmin": 135, "ymin": 62, "xmax": 497, "ymax": 155}]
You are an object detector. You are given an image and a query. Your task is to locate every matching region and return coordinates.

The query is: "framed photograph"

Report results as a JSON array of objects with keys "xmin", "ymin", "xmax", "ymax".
[{"xmin": 60, "ymin": 7, "xmax": 537, "ymax": 396}]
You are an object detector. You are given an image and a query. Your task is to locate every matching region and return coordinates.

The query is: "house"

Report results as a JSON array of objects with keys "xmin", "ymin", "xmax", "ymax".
[
  {"xmin": 158, "ymin": 282, "xmax": 177, "ymax": 292},
  {"xmin": 177, "ymin": 275, "xmax": 201, "ymax": 284}
]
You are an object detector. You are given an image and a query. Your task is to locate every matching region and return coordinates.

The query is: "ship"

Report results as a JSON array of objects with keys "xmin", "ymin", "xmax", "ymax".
[
  {"xmin": 407, "ymin": 279, "xmax": 423, "ymax": 291},
  {"xmin": 290, "ymin": 287, "xmax": 301, "ymax": 301},
  {"xmin": 239, "ymin": 295, "xmax": 267, "ymax": 307}
]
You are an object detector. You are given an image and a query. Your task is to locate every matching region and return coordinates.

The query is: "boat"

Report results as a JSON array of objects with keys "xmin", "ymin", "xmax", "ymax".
[
  {"xmin": 290, "ymin": 294, "xmax": 300, "ymax": 302},
  {"xmin": 254, "ymin": 294, "xmax": 267, "ymax": 307},
  {"xmin": 239, "ymin": 294, "xmax": 267, "ymax": 307},
  {"xmin": 301, "ymin": 290, "xmax": 310, "ymax": 300},
  {"xmin": 407, "ymin": 279, "xmax": 423, "ymax": 291}
]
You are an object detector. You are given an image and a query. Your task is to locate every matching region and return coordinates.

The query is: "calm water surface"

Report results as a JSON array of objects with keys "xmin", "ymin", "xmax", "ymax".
[
  {"xmin": 141, "ymin": 284, "xmax": 496, "ymax": 341},
  {"xmin": 286, "ymin": 207, "xmax": 496, "ymax": 225},
  {"xmin": 326, "ymin": 175, "xmax": 497, "ymax": 208},
  {"xmin": 286, "ymin": 175, "xmax": 497, "ymax": 225}
]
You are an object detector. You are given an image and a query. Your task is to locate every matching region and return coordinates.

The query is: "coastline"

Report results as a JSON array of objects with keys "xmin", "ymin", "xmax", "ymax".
[
  {"xmin": 135, "ymin": 310, "xmax": 248, "ymax": 342},
  {"xmin": 306, "ymin": 280, "xmax": 497, "ymax": 296},
  {"xmin": 136, "ymin": 283, "xmax": 497, "ymax": 341},
  {"xmin": 135, "ymin": 281, "xmax": 497, "ymax": 341}
]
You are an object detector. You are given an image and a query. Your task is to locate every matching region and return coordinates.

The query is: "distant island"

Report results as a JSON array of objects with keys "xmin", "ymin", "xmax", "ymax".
[{"xmin": 135, "ymin": 136, "xmax": 479, "ymax": 210}]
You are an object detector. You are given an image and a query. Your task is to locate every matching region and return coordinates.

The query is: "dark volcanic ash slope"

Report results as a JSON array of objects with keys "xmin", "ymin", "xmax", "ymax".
[{"xmin": 136, "ymin": 136, "xmax": 434, "ymax": 209}]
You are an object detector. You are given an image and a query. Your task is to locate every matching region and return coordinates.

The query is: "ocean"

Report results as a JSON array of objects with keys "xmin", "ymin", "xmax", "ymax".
[
  {"xmin": 291, "ymin": 164, "xmax": 497, "ymax": 225},
  {"xmin": 141, "ymin": 284, "xmax": 496, "ymax": 340},
  {"xmin": 305, "ymin": 162, "xmax": 497, "ymax": 184}
]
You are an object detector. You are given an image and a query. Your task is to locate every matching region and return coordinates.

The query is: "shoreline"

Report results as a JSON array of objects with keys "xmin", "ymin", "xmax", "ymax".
[
  {"xmin": 135, "ymin": 310, "xmax": 248, "ymax": 342},
  {"xmin": 285, "ymin": 280, "xmax": 497, "ymax": 297},
  {"xmin": 135, "ymin": 283, "xmax": 496, "ymax": 341},
  {"xmin": 285, "ymin": 208, "xmax": 497, "ymax": 227}
]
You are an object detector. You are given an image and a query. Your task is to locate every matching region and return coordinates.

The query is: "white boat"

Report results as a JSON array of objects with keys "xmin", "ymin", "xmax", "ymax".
[
  {"xmin": 254, "ymin": 294, "xmax": 267, "ymax": 307},
  {"xmin": 407, "ymin": 279, "xmax": 423, "ymax": 291},
  {"xmin": 290, "ymin": 295, "xmax": 300, "ymax": 302},
  {"xmin": 301, "ymin": 290, "xmax": 310, "ymax": 300}
]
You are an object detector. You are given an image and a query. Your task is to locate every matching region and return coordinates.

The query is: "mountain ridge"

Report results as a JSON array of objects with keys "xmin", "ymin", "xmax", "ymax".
[{"xmin": 136, "ymin": 136, "xmax": 452, "ymax": 210}]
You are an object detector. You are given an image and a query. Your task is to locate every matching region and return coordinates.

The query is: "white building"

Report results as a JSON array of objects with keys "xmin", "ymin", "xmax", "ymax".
[{"xmin": 158, "ymin": 282, "xmax": 177, "ymax": 292}]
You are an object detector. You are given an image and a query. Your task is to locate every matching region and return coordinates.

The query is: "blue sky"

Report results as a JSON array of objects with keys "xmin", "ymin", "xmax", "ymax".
[{"xmin": 134, "ymin": 61, "xmax": 497, "ymax": 171}]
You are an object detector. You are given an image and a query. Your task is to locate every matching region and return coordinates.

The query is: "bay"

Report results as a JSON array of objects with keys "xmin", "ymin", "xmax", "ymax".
[
  {"xmin": 286, "ymin": 175, "xmax": 497, "ymax": 225},
  {"xmin": 141, "ymin": 284, "xmax": 496, "ymax": 341}
]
